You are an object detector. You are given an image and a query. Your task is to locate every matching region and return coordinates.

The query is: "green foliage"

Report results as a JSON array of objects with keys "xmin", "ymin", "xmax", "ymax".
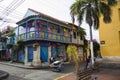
[
  {"xmin": 70, "ymin": 0, "xmax": 117, "ymax": 66},
  {"xmin": 77, "ymin": 27, "xmax": 86, "ymax": 36},
  {"xmin": 93, "ymin": 41, "xmax": 100, "ymax": 57},
  {"xmin": 70, "ymin": 0, "xmax": 117, "ymax": 29},
  {"xmin": 7, "ymin": 30, "xmax": 15, "ymax": 37},
  {"xmin": 12, "ymin": 42, "xmax": 25, "ymax": 61},
  {"xmin": 67, "ymin": 45, "xmax": 80, "ymax": 80},
  {"xmin": 83, "ymin": 38, "xmax": 88, "ymax": 52},
  {"xmin": 67, "ymin": 45, "xmax": 79, "ymax": 62},
  {"xmin": 12, "ymin": 44, "xmax": 19, "ymax": 54}
]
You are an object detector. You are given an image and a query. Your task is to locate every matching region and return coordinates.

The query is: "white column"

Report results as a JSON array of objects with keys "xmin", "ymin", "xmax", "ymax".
[
  {"xmin": 48, "ymin": 46, "xmax": 51, "ymax": 63},
  {"xmin": 90, "ymin": 41, "xmax": 94, "ymax": 65},
  {"xmin": 32, "ymin": 45, "xmax": 41, "ymax": 66},
  {"xmin": 24, "ymin": 46, "xmax": 28, "ymax": 65}
]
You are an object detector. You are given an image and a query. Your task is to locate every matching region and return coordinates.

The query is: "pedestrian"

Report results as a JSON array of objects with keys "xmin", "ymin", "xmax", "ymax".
[
  {"xmin": 49, "ymin": 56, "xmax": 55, "ymax": 64},
  {"xmin": 86, "ymin": 56, "xmax": 91, "ymax": 69}
]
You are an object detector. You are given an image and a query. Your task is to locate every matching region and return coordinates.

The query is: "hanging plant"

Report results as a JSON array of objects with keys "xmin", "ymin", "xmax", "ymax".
[
  {"xmin": 7, "ymin": 30, "xmax": 15, "ymax": 37},
  {"xmin": 63, "ymin": 28, "xmax": 66, "ymax": 32}
]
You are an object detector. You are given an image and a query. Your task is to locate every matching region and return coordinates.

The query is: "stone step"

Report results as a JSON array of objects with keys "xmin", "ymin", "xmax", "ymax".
[{"xmin": 100, "ymin": 62, "xmax": 120, "ymax": 69}]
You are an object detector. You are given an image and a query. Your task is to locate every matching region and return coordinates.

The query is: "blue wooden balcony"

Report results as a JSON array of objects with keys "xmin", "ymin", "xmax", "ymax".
[
  {"xmin": 0, "ymin": 42, "xmax": 6, "ymax": 50},
  {"xmin": 7, "ymin": 37, "xmax": 15, "ymax": 45},
  {"xmin": 17, "ymin": 31, "xmax": 71, "ymax": 43}
]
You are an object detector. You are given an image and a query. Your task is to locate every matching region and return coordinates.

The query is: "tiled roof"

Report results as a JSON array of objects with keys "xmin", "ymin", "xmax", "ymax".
[{"xmin": 17, "ymin": 8, "xmax": 73, "ymax": 28}]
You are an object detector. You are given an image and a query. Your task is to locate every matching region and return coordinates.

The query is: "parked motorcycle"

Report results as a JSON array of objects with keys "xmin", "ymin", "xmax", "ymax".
[{"xmin": 49, "ymin": 60, "xmax": 63, "ymax": 72}]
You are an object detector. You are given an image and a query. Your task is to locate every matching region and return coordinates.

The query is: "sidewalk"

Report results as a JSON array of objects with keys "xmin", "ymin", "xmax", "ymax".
[
  {"xmin": 0, "ymin": 61, "xmax": 71, "ymax": 69},
  {"xmin": 0, "ymin": 61, "xmax": 49, "ymax": 69},
  {"xmin": 55, "ymin": 68, "xmax": 120, "ymax": 80},
  {"xmin": 0, "ymin": 70, "xmax": 9, "ymax": 79}
]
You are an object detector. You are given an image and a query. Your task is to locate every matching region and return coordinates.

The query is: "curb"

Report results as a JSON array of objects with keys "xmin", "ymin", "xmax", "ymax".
[
  {"xmin": 0, "ymin": 70, "xmax": 9, "ymax": 80},
  {"xmin": 0, "ymin": 62, "xmax": 71, "ymax": 69},
  {"xmin": 0, "ymin": 62, "xmax": 50, "ymax": 69},
  {"xmin": 0, "ymin": 62, "xmax": 34, "ymax": 69}
]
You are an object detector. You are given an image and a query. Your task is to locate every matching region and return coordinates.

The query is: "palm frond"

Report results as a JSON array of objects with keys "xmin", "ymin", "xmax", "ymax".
[
  {"xmin": 70, "ymin": 0, "xmax": 86, "ymax": 24},
  {"xmin": 93, "ymin": 0, "xmax": 101, "ymax": 17},
  {"xmin": 93, "ymin": 11, "xmax": 99, "ymax": 30},
  {"xmin": 86, "ymin": 4, "xmax": 93, "ymax": 27},
  {"xmin": 70, "ymin": 0, "xmax": 117, "ymax": 30},
  {"xmin": 107, "ymin": 0, "xmax": 117, "ymax": 6},
  {"xmin": 90, "ymin": 6, "xmax": 99, "ymax": 30},
  {"xmin": 77, "ymin": 10, "xmax": 85, "ymax": 25},
  {"xmin": 100, "ymin": 2, "xmax": 112, "ymax": 23}
]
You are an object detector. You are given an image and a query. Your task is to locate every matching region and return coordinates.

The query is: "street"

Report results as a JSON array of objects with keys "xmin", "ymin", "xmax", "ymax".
[{"xmin": 0, "ymin": 63, "xmax": 75, "ymax": 80}]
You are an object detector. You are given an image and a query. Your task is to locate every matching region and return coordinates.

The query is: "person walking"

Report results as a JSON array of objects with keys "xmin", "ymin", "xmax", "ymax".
[{"xmin": 86, "ymin": 56, "xmax": 91, "ymax": 69}]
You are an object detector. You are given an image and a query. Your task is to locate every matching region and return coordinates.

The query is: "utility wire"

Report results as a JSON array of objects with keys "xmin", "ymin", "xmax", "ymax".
[
  {"xmin": 0, "ymin": 0, "xmax": 69, "ymax": 28},
  {"xmin": 0, "ymin": 0, "xmax": 25, "ymax": 27},
  {"xmin": 0, "ymin": 0, "xmax": 25, "ymax": 18},
  {"xmin": 0, "ymin": 9, "xmax": 23, "ymax": 19},
  {"xmin": 0, "ymin": 0, "xmax": 18, "ymax": 18},
  {"xmin": 0, "ymin": 0, "xmax": 19, "ymax": 29},
  {"xmin": 0, "ymin": 5, "xmax": 24, "ymax": 20},
  {"xmin": 0, "ymin": 5, "xmax": 24, "ymax": 16}
]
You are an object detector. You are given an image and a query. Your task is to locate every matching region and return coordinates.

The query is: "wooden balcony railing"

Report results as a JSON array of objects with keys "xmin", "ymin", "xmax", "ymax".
[
  {"xmin": 7, "ymin": 37, "xmax": 14, "ymax": 45},
  {"xmin": 17, "ymin": 31, "xmax": 71, "ymax": 43},
  {"xmin": 0, "ymin": 42, "xmax": 6, "ymax": 50}
]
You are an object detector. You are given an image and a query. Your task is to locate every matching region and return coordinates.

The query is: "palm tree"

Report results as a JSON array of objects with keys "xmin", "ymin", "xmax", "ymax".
[{"xmin": 70, "ymin": 0, "xmax": 117, "ymax": 66}]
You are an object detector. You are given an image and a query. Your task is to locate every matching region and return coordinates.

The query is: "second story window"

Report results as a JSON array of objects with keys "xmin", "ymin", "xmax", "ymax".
[
  {"xmin": 80, "ymin": 35, "xmax": 83, "ymax": 40},
  {"xmin": 48, "ymin": 23, "xmax": 59, "ymax": 34},
  {"xmin": 100, "ymin": 40, "xmax": 105, "ymax": 45},
  {"xmin": 40, "ymin": 20, "xmax": 47, "ymax": 31},
  {"xmin": 73, "ymin": 32, "xmax": 76, "ymax": 39}
]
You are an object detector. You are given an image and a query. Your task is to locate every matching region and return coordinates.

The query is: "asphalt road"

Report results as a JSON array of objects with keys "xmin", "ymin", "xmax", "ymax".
[{"xmin": 0, "ymin": 63, "xmax": 75, "ymax": 80}]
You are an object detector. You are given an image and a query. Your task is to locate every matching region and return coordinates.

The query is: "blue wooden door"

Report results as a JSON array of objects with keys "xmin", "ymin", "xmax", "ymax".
[
  {"xmin": 40, "ymin": 45, "xmax": 48, "ymax": 62},
  {"xmin": 18, "ymin": 50, "xmax": 24, "ymax": 62},
  {"xmin": 28, "ymin": 46, "xmax": 33, "ymax": 62},
  {"xmin": 51, "ymin": 47, "xmax": 57, "ymax": 57}
]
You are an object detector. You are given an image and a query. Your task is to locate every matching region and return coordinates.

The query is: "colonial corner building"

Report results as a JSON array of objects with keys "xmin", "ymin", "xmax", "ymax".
[
  {"xmin": 99, "ymin": 1, "xmax": 120, "ymax": 61},
  {"xmin": 0, "ymin": 8, "xmax": 84, "ymax": 66}
]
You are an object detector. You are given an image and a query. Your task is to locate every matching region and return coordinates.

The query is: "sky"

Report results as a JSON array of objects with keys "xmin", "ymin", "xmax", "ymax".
[{"xmin": 0, "ymin": 0, "xmax": 99, "ymax": 42}]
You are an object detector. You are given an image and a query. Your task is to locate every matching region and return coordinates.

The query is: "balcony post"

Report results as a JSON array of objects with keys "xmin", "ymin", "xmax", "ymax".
[
  {"xmin": 34, "ymin": 19, "xmax": 37, "ymax": 38},
  {"xmin": 18, "ymin": 25, "xmax": 19, "ymax": 36},
  {"xmin": 70, "ymin": 30, "xmax": 72, "ymax": 42},
  {"xmin": 26, "ymin": 21, "xmax": 28, "ymax": 40},
  {"xmin": 46, "ymin": 21, "xmax": 48, "ymax": 39}
]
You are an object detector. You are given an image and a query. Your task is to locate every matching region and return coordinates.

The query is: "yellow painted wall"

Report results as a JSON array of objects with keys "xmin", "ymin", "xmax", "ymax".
[{"xmin": 99, "ymin": 1, "xmax": 120, "ymax": 57}]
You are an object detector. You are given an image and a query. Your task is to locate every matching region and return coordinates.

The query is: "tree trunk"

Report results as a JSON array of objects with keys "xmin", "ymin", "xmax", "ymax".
[{"xmin": 89, "ymin": 26, "xmax": 94, "ymax": 66}]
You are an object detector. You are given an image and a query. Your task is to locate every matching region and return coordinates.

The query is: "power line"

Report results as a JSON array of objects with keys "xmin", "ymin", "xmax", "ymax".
[
  {"xmin": 0, "ymin": 0, "xmax": 25, "ymax": 27},
  {"xmin": 0, "ymin": 0, "xmax": 18, "ymax": 18},
  {"xmin": 0, "ymin": 5, "xmax": 24, "ymax": 16},
  {"xmin": 0, "ymin": 0, "xmax": 25, "ymax": 18},
  {"xmin": 0, "ymin": 9, "xmax": 23, "ymax": 20},
  {"xmin": 0, "ymin": 5, "xmax": 25, "ymax": 21},
  {"xmin": 0, "ymin": 0, "xmax": 20, "ymax": 29}
]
